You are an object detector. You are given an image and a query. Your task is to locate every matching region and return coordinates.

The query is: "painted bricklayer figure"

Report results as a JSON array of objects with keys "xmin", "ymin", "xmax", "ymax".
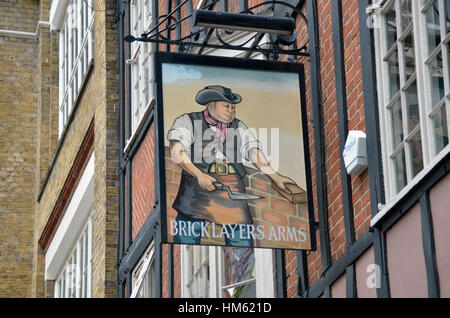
[{"xmin": 167, "ymin": 85, "xmax": 296, "ymax": 246}]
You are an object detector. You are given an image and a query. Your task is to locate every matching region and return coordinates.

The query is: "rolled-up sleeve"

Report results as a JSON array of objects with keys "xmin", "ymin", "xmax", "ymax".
[
  {"xmin": 167, "ymin": 114, "xmax": 194, "ymax": 152},
  {"xmin": 237, "ymin": 121, "xmax": 263, "ymax": 161}
]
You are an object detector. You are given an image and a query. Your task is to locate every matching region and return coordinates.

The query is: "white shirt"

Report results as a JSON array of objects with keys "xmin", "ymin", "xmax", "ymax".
[{"xmin": 167, "ymin": 113, "xmax": 262, "ymax": 163}]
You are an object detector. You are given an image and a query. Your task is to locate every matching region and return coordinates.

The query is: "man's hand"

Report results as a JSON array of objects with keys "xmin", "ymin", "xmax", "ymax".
[
  {"xmin": 271, "ymin": 174, "xmax": 296, "ymax": 192},
  {"xmin": 196, "ymin": 172, "xmax": 217, "ymax": 192}
]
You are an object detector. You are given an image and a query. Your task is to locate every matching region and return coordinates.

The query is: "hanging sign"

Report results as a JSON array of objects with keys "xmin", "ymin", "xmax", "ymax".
[{"xmin": 155, "ymin": 52, "xmax": 316, "ymax": 251}]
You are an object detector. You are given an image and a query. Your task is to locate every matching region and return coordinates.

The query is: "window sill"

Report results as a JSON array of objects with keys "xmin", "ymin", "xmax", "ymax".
[{"xmin": 371, "ymin": 145, "xmax": 450, "ymax": 227}]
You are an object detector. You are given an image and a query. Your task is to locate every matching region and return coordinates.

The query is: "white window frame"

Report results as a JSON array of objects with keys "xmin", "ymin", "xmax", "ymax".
[
  {"xmin": 372, "ymin": 0, "xmax": 450, "ymax": 225},
  {"xmin": 51, "ymin": 0, "xmax": 94, "ymax": 137},
  {"xmin": 54, "ymin": 215, "xmax": 93, "ymax": 298},
  {"xmin": 45, "ymin": 152, "xmax": 95, "ymax": 297},
  {"xmin": 179, "ymin": 245, "xmax": 276, "ymax": 298},
  {"xmin": 180, "ymin": 245, "xmax": 218, "ymax": 298},
  {"xmin": 127, "ymin": 0, "xmax": 155, "ymax": 145},
  {"xmin": 130, "ymin": 242, "xmax": 156, "ymax": 298}
]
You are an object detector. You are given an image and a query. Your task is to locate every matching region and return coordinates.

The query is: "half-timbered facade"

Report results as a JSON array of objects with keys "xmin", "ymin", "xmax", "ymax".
[{"xmin": 116, "ymin": 0, "xmax": 450, "ymax": 298}]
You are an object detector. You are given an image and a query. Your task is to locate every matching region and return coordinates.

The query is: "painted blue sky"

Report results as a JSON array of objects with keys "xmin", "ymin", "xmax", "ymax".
[{"xmin": 162, "ymin": 63, "xmax": 299, "ymax": 92}]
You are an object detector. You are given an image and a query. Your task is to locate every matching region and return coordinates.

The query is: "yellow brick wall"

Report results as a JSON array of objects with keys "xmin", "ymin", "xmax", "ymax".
[
  {"xmin": 0, "ymin": 0, "xmax": 40, "ymax": 298},
  {"xmin": 0, "ymin": 0, "xmax": 119, "ymax": 298},
  {"xmin": 32, "ymin": 0, "xmax": 120, "ymax": 298},
  {"xmin": 0, "ymin": 0, "xmax": 39, "ymax": 32}
]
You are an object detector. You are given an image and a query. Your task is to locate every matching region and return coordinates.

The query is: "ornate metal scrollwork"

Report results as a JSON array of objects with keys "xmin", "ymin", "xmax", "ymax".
[{"xmin": 124, "ymin": 0, "xmax": 309, "ymax": 61}]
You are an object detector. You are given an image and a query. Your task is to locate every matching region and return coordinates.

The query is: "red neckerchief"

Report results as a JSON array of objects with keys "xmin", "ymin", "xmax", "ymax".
[{"xmin": 203, "ymin": 109, "xmax": 231, "ymax": 143}]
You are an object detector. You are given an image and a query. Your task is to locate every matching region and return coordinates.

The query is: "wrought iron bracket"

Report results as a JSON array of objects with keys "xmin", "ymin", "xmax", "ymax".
[{"xmin": 124, "ymin": 0, "xmax": 309, "ymax": 60}]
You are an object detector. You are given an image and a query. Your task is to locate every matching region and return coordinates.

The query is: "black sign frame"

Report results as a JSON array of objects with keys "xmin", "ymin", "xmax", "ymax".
[{"xmin": 154, "ymin": 51, "xmax": 316, "ymax": 251}]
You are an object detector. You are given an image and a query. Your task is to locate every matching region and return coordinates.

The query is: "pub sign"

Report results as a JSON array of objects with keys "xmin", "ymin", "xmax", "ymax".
[{"xmin": 154, "ymin": 52, "xmax": 316, "ymax": 251}]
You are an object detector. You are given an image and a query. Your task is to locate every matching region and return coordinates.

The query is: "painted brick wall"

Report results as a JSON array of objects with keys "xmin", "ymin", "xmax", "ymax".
[
  {"xmin": 246, "ymin": 167, "xmax": 310, "ymax": 250},
  {"xmin": 0, "ymin": 0, "xmax": 39, "ymax": 298},
  {"xmin": 289, "ymin": 2, "xmax": 323, "ymax": 293},
  {"xmin": 164, "ymin": 146, "xmax": 311, "ymax": 250},
  {"xmin": 161, "ymin": 244, "xmax": 181, "ymax": 298},
  {"xmin": 342, "ymin": 0, "xmax": 371, "ymax": 241},
  {"xmin": 162, "ymin": 244, "xmax": 169, "ymax": 297},
  {"xmin": 132, "ymin": 125, "xmax": 156, "ymax": 239},
  {"xmin": 283, "ymin": 0, "xmax": 372, "ymax": 297}
]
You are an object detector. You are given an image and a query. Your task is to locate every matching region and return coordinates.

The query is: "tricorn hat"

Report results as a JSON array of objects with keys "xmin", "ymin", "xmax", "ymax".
[{"xmin": 195, "ymin": 85, "xmax": 242, "ymax": 105}]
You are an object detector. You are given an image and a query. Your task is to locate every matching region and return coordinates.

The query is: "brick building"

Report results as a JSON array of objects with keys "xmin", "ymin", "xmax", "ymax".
[
  {"xmin": 0, "ymin": 0, "xmax": 40, "ymax": 298},
  {"xmin": 1, "ymin": 0, "xmax": 120, "ymax": 297},
  {"xmin": 0, "ymin": 0, "xmax": 449, "ymax": 299},
  {"xmin": 116, "ymin": 0, "xmax": 450, "ymax": 299}
]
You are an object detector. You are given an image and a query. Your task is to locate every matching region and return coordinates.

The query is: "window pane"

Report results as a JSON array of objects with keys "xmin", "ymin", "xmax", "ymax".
[
  {"xmin": 71, "ymin": 254, "xmax": 76, "ymax": 297},
  {"xmin": 406, "ymin": 81, "xmax": 420, "ymax": 132},
  {"xmin": 137, "ymin": 0, "xmax": 142, "ymax": 35},
  {"xmin": 388, "ymin": 47, "xmax": 401, "ymax": 99},
  {"xmin": 80, "ymin": 0, "xmax": 84, "ymax": 41},
  {"xmin": 61, "ymin": 270, "xmax": 66, "ymax": 298},
  {"xmin": 150, "ymin": 261, "xmax": 157, "ymax": 297},
  {"xmin": 202, "ymin": 247, "xmax": 210, "ymax": 298},
  {"xmin": 133, "ymin": 55, "xmax": 141, "ymax": 127},
  {"xmin": 390, "ymin": 99, "xmax": 404, "ymax": 148},
  {"xmin": 143, "ymin": 57, "xmax": 150, "ymax": 106},
  {"xmin": 403, "ymin": 32, "xmax": 415, "ymax": 82},
  {"xmin": 87, "ymin": 218, "xmax": 92, "ymax": 298},
  {"xmin": 429, "ymin": 51, "xmax": 445, "ymax": 106},
  {"xmin": 80, "ymin": 234, "xmax": 85, "ymax": 298},
  {"xmin": 447, "ymin": 43, "xmax": 450, "ymax": 85},
  {"xmin": 55, "ymin": 280, "xmax": 60, "ymax": 298},
  {"xmin": 425, "ymin": 1, "xmax": 441, "ymax": 55},
  {"xmin": 73, "ymin": 1, "xmax": 78, "ymax": 61},
  {"xmin": 223, "ymin": 247, "xmax": 255, "ymax": 298},
  {"xmin": 446, "ymin": 0, "xmax": 450, "ymax": 34},
  {"xmin": 59, "ymin": 2, "xmax": 94, "ymax": 136},
  {"xmin": 409, "ymin": 130, "xmax": 424, "ymax": 178},
  {"xmin": 432, "ymin": 105, "xmax": 449, "ymax": 154},
  {"xmin": 386, "ymin": 3, "xmax": 397, "ymax": 50},
  {"xmin": 223, "ymin": 248, "xmax": 254, "ymax": 286},
  {"xmin": 394, "ymin": 149, "xmax": 407, "ymax": 193},
  {"xmin": 67, "ymin": 257, "xmax": 72, "ymax": 298},
  {"xmin": 401, "ymin": 0, "xmax": 412, "ymax": 31},
  {"xmin": 76, "ymin": 244, "xmax": 81, "ymax": 297}
]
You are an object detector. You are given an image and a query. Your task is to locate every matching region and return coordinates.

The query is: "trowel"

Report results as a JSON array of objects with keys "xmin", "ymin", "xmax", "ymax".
[{"xmin": 213, "ymin": 182, "xmax": 264, "ymax": 201}]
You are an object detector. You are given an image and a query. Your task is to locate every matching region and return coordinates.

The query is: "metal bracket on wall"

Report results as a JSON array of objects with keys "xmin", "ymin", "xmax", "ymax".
[{"xmin": 124, "ymin": 0, "xmax": 309, "ymax": 61}]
